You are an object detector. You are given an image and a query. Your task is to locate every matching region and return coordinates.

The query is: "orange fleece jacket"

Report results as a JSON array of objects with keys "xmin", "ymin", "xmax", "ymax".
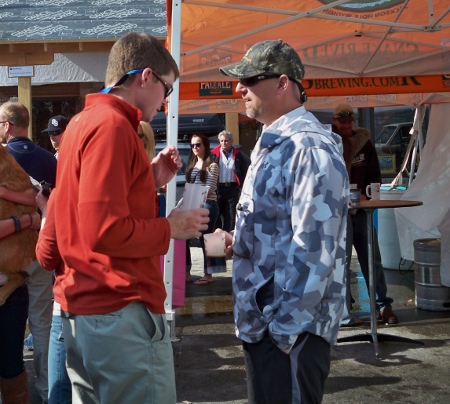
[{"xmin": 50, "ymin": 93, "xmax": 170, "ymax": 315}]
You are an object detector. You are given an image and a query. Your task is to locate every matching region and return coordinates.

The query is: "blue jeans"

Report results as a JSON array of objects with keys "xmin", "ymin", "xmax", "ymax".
[
  {"xmin": 199, "ymin": 201, "xmax": 226, "ymax": 274},
  {"xmin": 0, "ymin": 284, "xmax": 28, "ymax": 378},
  {"xmin": 349, "ymin": 210, "xmax": 393, "ymax": 310},
  {"xmin": 48, "ymin": 314, "xmax": 71, "ymax": 404}
]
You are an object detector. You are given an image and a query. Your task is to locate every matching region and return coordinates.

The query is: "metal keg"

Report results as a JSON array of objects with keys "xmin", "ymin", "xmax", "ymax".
[{"xmin": 414, "ymin": 238, "xmax": 450, "ymax": 311}]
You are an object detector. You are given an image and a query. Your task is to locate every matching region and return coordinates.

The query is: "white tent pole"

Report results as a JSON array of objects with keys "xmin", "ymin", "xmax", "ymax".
[{"xmin": 164, "ymin": 0, "xmax": 182, "ymax": 342}]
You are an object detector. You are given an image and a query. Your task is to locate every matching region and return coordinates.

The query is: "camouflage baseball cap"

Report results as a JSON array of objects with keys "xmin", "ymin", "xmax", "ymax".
[{"xmin": 219, "ymin": 40, "xmax": 305, "ymax": 80}]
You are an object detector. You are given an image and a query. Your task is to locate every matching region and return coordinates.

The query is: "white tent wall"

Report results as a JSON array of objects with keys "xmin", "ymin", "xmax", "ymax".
[{"xmin": 395, "ymin": 103, "xmax": 450, "ymax": 286}]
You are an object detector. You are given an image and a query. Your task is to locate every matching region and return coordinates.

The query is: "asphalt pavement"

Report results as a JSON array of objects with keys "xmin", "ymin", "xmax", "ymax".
[{"xmin": 21, "ymin": 244, "xmax": 450, "ymax": 404}]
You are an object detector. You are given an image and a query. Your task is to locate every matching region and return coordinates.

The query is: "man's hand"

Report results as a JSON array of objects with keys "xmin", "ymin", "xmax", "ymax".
[
  {"xmin": 151, "ymin": 146, "xmax": 182, "ymax": 188},
  {"xmin": 166, "ymin": 207, "xmax": 209, "ymax": 239}
]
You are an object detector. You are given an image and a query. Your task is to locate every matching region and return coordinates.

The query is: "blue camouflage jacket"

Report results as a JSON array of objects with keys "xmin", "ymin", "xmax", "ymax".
[{"xmin": 232, "ymin": 106, "xmax": 348, "ymax": 350}]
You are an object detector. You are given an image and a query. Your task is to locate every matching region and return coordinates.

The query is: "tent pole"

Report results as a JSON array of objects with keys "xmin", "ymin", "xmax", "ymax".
[{"xmin": 164, "ymin": 0, "xmax": 182, "ymax": 342}]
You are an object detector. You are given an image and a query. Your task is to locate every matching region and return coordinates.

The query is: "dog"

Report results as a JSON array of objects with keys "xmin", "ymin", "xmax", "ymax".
[{"xmin": 0, "ymin": 144, "xmax": 38, "ymax": 306}]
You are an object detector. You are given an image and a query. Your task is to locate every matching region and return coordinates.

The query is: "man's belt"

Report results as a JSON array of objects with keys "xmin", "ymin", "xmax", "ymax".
[{"xmin": 219, "ymin": 182, "xmax": 238, "ymax": 187}]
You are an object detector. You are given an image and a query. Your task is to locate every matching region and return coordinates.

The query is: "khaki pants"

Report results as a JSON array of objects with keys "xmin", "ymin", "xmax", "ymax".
[
  {"xmin": 27, "ymin": 260, "xmax": 53, "ymax": 401},
  {"xmin": 63, "ymin": 301, "xmax": 176, "ymax": 404}
]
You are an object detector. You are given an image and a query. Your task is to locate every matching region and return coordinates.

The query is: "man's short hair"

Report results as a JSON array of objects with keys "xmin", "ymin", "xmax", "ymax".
[
  {"xmin": 0, "ymin": 101, "xmax": 29, "ymax": 128},
  {"xmin": 333, "ymin": 104, "xmax": 355, "ymax": 120},
  {"xmin": 218, "ymin": 130, "xmax": 233, "ymax": 143},
  {"xmin": 219, "ymin": 40, "xmax": 304, "ymax": 81},
  {"xmin": 105, "ymin": 33, "xmax": 180, "ymax": 88}
]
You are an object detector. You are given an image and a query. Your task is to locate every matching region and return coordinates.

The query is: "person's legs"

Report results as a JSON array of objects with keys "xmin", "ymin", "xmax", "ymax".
[
  {"xmin": 243, "ymin": 332, "xmax": 292, "ymax": 404},
  {"xmin": 48, "ymin": 313, "xmax": 71, "ymax": 404},
  {"xmin": 185, "ymin": 239, "xmax": 193, "ymax": 282},
  {"xmin": 27, "ymin": 260, "xmax": 53, "ymax": 402},
  {"xmin": 216, "ymin": 192, "xmax": 225, "ymax": 229},
  {"xmin": 223, "ymin": 186, "xmax": 239, "ymax": 232},
  {"xmin": 195, "ymin": 201, "xmax": 219, "ymax": 284},
  {"xmin": 243, "ymin": 331, "xmax": 330, "ymax": 404},
  {"xmin": 291, "ymin": 332, "xmax": 331, "ymax": 404},
  {"xmin": 0, "ymin": 284, "xmax": 29, "ymax": 403},
  {"xmin": 340, "ymin": 214, "xmax": 363, "ymax": 326},
  {"xmin": 63, "ymin": 301, "xmax": 176, "ymax": 404},
  {"xmin": 352, "ymin": 212, "xmax": 395, "ymax": 318}
]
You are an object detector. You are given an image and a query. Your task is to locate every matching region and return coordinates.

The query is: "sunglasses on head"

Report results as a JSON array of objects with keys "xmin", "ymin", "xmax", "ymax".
[
  {"xmin": 335, "ymin": 111, "xmax": 354, "ymax": 118},
  {"xmin": 190, "ymin": 142, "xmax": 202, "ymax": 149},
  {"xmin": 99, "ymin": 68, "xmax": 173, "ymax": 98},
  {"xmin": 239, "ymin": 74, "xmax": 307, "ymax": 104}
]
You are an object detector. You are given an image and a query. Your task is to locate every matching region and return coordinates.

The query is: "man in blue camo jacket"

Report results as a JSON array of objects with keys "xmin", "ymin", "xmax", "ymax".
[{"xmin": 220, "ymin": 40, "xmax": 349, "ymax": 403}]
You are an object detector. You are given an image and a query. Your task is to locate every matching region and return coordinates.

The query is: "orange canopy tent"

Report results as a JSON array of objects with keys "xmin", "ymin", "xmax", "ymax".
[
  {"xmin": 166, "ymin": 0, "xmax": 450, "ymax": 112},
  {"xmin": 162, "ymin": 1, "xmax": 450, "ymax": 323}
]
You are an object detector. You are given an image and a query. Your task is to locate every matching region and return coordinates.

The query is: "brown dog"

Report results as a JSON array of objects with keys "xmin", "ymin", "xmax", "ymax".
[{"xmin": 0, "ymin": 145, "xmax": 38, "ymax": 306}]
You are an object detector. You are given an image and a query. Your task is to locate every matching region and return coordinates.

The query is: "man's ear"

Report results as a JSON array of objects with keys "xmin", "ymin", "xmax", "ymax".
[
  {"xmin": 140, "ymin": 68, "xmax": 152, "ymax": 88},
  {"xmin": 276, "ymin": 75, "xmax": 289, "ymax": 96}
]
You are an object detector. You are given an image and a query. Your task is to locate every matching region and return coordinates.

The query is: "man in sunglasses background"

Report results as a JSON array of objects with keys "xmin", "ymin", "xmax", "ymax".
[
  {"xmin": 332, "ymin": 104, "xmax": 398, "ymax": 326},
  {"xmin": 41, "ymin": 115, "xmax": 69, "ymax": 159},
  {"xmin": 36, "ymin": 32, "xmax": 209, "ymax": 403},
  {"xmin": 219, "ymin": 40, "xmax": 348, "ymax": 403}
]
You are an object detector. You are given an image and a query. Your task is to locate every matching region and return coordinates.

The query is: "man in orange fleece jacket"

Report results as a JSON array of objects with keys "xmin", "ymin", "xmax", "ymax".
[{"xmin": 36, "ymin": 32, "xmax": 209, "ymax": 404}]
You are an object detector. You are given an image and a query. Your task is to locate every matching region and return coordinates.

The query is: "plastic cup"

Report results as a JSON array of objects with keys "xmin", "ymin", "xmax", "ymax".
[
  {"xmin": 349, "ymin": 188, "xmax": 361, "ymax": 207},
  {"xmin": 180, "ymin": 183, "xmax": 209, "ymax": 211},
  {"xmin": 203, "ymin": 232, "xmax": 226, "ymax": 257}
]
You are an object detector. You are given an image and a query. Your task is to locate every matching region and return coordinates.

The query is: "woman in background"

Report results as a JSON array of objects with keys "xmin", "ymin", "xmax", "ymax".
[
  {"xmin": 0, "ymin": 186, "xmax": 40, "ymax": 404},
  {"xmin": 138, "ymin": 121, "xmax": 165, "ymax": 218},
  {"xmin": 138, "ymin": 121, "xmax": 155, "ymax": 160},
  {"xmin": 185, "ymin": 133, "xmax": 226, "ymax": 285}
]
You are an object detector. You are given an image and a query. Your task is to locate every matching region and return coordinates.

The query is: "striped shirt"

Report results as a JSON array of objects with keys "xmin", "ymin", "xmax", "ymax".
[{"xmin": 188, "ymin": 162, "xmax": 219, "ymax": 201}]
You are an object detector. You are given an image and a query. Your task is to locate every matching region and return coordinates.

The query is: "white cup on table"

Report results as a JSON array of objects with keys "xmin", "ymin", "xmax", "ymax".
[{"xmin": 366, "ymin": 183, "xmax": 381, "ymax": 200}]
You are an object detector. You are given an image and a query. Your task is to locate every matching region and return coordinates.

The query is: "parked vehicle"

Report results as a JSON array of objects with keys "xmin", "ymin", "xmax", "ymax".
[
  {"xmin": 375, "ymin": 122, "xmax": 414, "ymax": 171},
  {"xmin": 375, "ymin": 122, "xmax": 413, "ymax": 156},
  {"xmin": 151, "ymin": 111, "xmax": 225, "ymax": 140}
]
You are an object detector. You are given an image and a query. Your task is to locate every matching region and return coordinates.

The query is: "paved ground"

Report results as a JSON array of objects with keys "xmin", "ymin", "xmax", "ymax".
[{"xmin": 19, "ymin": 244, "xmax": 450, "ymax": 403}]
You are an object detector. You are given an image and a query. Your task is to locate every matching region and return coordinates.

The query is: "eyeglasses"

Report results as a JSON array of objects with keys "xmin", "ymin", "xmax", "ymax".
[
  {"xmin": 239, "ymin": 74, "xmax": 307, "ymax": 103},
  {"xmin": 48, "ymin": 131, "xmax": 63, "ymax": 137},
  {"xmin": 190, "ymin": 142, "xmax": 203, "ymax": 149},
  {"xmin": 152, "ymin": 71, "xmax": 173, "ymax": 98},
  {"xmin": 239, "ymin": 74, "xmax": 281, "ymax": 87},
  {"xmin": 99, "ymin": 68, "xmax": 173, "ymax": 98}
]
